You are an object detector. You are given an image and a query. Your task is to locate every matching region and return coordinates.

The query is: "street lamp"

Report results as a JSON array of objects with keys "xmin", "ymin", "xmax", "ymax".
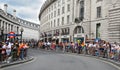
[{"xmin": 20, "ymin": 27, "xmax": 24, "ymax": 41}]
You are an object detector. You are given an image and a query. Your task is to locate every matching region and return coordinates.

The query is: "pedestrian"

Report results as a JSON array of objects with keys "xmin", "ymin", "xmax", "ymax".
[
  {"xmin": 62, "ymin": 42, "xmax": 66, "ymax": 53},
  {"xmin": 88, "ymin": 42, "xmax": 93, "ymax": 55},
  {"xmin": 1, "ymin": 43, "xmax": 6, "ymax": 63},
  {"xmin": 18, "ymin": 42, "xmax": 25, "ymax": 60},
  {"xmin": 24, "ymin": 43, "xmax": 29, "ymax": 58},
  {"xmin": 47, "ymin": 41, "xmax": 51, "ymax": 50}
]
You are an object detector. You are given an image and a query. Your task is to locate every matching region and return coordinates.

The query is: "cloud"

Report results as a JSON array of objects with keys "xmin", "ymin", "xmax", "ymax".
[{"xmin": 0, "ymin": 0, "xmax": 45, "ymax": 24}]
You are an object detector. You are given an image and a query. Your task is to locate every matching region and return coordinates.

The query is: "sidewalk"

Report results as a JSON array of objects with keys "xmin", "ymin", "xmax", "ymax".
[{"xmin": 0, "ymin": 56, "xmax": 34, "ymax": 68}]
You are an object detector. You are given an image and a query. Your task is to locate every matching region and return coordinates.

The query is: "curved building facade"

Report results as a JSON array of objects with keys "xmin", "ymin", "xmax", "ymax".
[
  {"xmin": 0, "ymin": 4, "xmax": 40, "ymax": 41},
  {"xmin": 39, "ymin": 0, "xmax": 120, "ymax": 44},
  {"xmin": 19, "ymin": 18, "xmax": 40, "ymax": 40},
  {"xmin": 39, "ymin": 0, "xmax": 87, "ymax": 43}
]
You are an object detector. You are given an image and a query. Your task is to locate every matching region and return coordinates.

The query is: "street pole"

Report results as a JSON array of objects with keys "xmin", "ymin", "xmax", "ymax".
[
  {"xmin": 20, "ymin": 27, "xmax": 24, "ymax": 42},
  {"xmin": 21, "ymin": 31, "xmax": 22, "ymax": 41}
]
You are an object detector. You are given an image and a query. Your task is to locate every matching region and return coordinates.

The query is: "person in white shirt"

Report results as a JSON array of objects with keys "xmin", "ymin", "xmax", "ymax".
[
  {"xmin": 47, "ymin": 42, "xmax": 51, "ymax": 50},
  {"xmin": 6, "ymin": 43, "xmax": 12, "ymax": 56},
  {"xmin": 2, "ymin": 42, "xmax": 12, "ymax": 63},
  {"xmin": 88, "ymin": 42, "xmax": 93, "ymax": 55}
]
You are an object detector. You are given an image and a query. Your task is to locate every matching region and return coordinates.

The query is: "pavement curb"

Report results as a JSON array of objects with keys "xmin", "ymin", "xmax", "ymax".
[{"xmin": 0, "ymin": 56, "xmax": 34, "ymax": 68}]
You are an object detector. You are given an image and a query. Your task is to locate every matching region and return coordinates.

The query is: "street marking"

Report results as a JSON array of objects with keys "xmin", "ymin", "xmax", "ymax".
[{"xmin": 1, "ymin": 57, "xmax": 36, "ymax": 70}]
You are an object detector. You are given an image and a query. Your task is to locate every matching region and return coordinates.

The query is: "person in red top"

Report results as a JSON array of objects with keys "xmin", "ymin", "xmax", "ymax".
[{"xmin": 51, "ymin": 41, "xmax": 56, "ymax": 50}]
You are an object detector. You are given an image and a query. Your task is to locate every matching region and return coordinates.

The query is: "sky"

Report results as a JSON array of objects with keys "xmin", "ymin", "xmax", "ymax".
[{"xmin": 0, "ymin": 0, "xmax": 45, "ymax": 24}]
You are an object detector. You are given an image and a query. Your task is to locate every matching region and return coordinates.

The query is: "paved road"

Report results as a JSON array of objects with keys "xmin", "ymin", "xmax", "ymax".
[{"xmin": 1, "ymin": 49, "xmax": 120, "ymax": 70}]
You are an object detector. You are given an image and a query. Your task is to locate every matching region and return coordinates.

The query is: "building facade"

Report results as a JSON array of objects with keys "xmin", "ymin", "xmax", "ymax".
[
  {"xmin": 19, "ymin": 18, "xmax": 40, "ymax": 40},
  {"xmin": 0, "ymin": 4, "xmax": 40, "ymax": 41},
  {"xmin": 108, "ymin": 0, "xmax": 120, "ymax": 43},
  {"xmin": 39, "ymin": 0, "xmax": 120, "ymax": 44}
]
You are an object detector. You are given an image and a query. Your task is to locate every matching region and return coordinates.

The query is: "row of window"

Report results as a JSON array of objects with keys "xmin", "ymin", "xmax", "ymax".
[
  {"xmin": 49, "ymin": 15, "xmax": 70, "ymax": 27},
  {"xmin": 43, "ymin": 4, "xmax": 70, "ymax": 21},
  {"xmin": 42, "ymin": 15, "xmax": 70, "ymax": 29},
  {"xmin": 41, "ymin": 4, "xmax": 70, "ymax": 24},
  {"xmin": 41, "ymin": 0, "xmax": 102, "ymax": 27},
  {"xmin": 48, "ymin": 0, "xmax": 71, "ymax": 12},
  {"xmin": 18, "ymin": 19, "xmax": 39, "ymax": 28},
  {"xmin": 41, "ymin": 0, "xmax": 71, "ymax": 24}
]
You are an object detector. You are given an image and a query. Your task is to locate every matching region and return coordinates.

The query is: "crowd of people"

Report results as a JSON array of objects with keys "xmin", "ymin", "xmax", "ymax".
[
  {"xmin": 0, "ymin": 40, "xmax": 30, "ymax": 63},
  {"xmin": 1, "ymin": 39, "xmax": 120, "ymax": 63},
  {"xmin": 38, "ymin": 40, "xmax": 120, "ymax": 61}
]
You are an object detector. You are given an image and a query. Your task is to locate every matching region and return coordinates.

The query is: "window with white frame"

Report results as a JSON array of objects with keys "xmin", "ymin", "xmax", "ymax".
[
  {"xmin": 54, "ymin": 11, "xmax": 56, "ymax": 17},
  {"xmin": 62, "ymin": 17, "xmax": 64, "ymax": 25},
  {"xmin": 54, "ymin": 19, "xmax": 56, "ymax": 27},
  {"xmin": 51, "ymin": 21, "xmax": 52, "ymax": 27},
  {"xmin": 57, "ymin": 18, "xmax": 60, "ymax": 26},
  {"xmin": 51, "ymin": 12, "xmax": 53, "ymax": 18},
  {"xmin": 67, "ymin": 4, "xmax": 70, "ymax": 12},
  {"xmin": 58, "ymin": 9, "xmax": 60, "ymax": 15},
  {"xmin": 62, "ymin": 6, "xmax": 65, "ymax": 14},
  {"xmin": 67, "ymin": 15, "xmax": 70, "ymax": 24},
  {"xmin": 97, "ymin": 6, "xmax": 102, "ymax": 18},
  {"xmin": 54, "ymin": 3, "xmax": 56, "ymax": 8}
]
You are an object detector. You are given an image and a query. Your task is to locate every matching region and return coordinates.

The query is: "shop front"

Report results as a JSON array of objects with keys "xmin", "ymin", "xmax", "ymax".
[
  {"xmin": 52, "ymin": 36, "xmax": 59, "ymax": 44},
  {"xmin": 61, "ymin": 35, "xmax": 70, "ymax": 42},
  {"xmin": 74, "ymin": 34, "xmax": 85, "ymax": 44}
]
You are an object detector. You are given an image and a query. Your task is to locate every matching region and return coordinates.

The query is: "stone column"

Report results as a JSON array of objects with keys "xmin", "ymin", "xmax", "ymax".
[
  {"xmin": 1, "ymin": 20, "xmax": 3, "ymax": 28},
  {"xmin": 6, "ymin": 23, "xmax": 9, "ymax": 33},
  {"xmin": 17, "ymin": 26, "xmax": 19, "ymax": 34},
  {"xmin": 8, "ymin": 24, "xmax": 10, "ymax": 32},
  {"xmin": 9, "ymin": 24, "xmax": 11, "ymax": 32},
  {"xmin": 3, "ymin": 21, "xmax": 5, "ymax": 33},
  {"xmin": 11, "ymin": 25, "xmax": 13, "ymax": 31},
  {"xmin": 5, "ymin": 22, "xmax": 7, "ymax": 34}
]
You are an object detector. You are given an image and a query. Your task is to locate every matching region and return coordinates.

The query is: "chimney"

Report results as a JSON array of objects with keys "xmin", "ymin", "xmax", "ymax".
[
  {"xmin": 4, "ymin": 4, "xmax": 8, "ymax": 14},
  {"xmin": 13, "ymin": 9, "xmax": 16, "ymax": 18}
]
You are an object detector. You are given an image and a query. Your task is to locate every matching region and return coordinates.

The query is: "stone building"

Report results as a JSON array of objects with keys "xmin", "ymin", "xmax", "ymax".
[
  {"xmin": 0, "ymin": 4, "xmax": 40, "ymax": 41},
  {"xmin": 39, "ymin": 0, "xmax": 120, "ymax": 44}
]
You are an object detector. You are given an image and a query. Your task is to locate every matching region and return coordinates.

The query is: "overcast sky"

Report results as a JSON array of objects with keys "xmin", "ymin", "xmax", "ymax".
[{"xmin": 0, "ymin": 0, "xmax": 45, "ymax": 24}]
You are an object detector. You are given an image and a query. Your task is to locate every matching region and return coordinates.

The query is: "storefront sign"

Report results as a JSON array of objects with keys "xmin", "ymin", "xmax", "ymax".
[
  {"xmin": 74, "ymin": 34, "xmax": 84, "ymax": 38},
  {"xmin": 52, "ymin": 36, "xmax": 59, "ymax": 39},
  {"xmin": 61, "ymin": 35, "xmax": 70, "ymax": 38}
]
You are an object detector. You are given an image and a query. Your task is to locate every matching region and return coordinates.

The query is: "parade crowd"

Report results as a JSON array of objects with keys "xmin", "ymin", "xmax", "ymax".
[
  {"xmin": 1, "ymin": 39, "xmax": 120, "ymax": 64},
  {"xmin": 0, "ymin": 40, "xmax": 32, "ymax": 63},
  {"xmin": 38, "ymin": 40, "xmax": 120, "ymax": 61}
]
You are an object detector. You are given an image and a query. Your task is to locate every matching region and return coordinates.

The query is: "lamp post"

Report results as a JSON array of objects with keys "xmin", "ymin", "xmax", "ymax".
[{"xmin": 20, "ymin": 27, "xmax": 24, "ymax": 41}]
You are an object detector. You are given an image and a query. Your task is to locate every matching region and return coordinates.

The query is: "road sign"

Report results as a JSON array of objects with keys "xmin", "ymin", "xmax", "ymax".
[{"xmin": 7, "ymin": 32, "xmax": 16, "ymax": 38}]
